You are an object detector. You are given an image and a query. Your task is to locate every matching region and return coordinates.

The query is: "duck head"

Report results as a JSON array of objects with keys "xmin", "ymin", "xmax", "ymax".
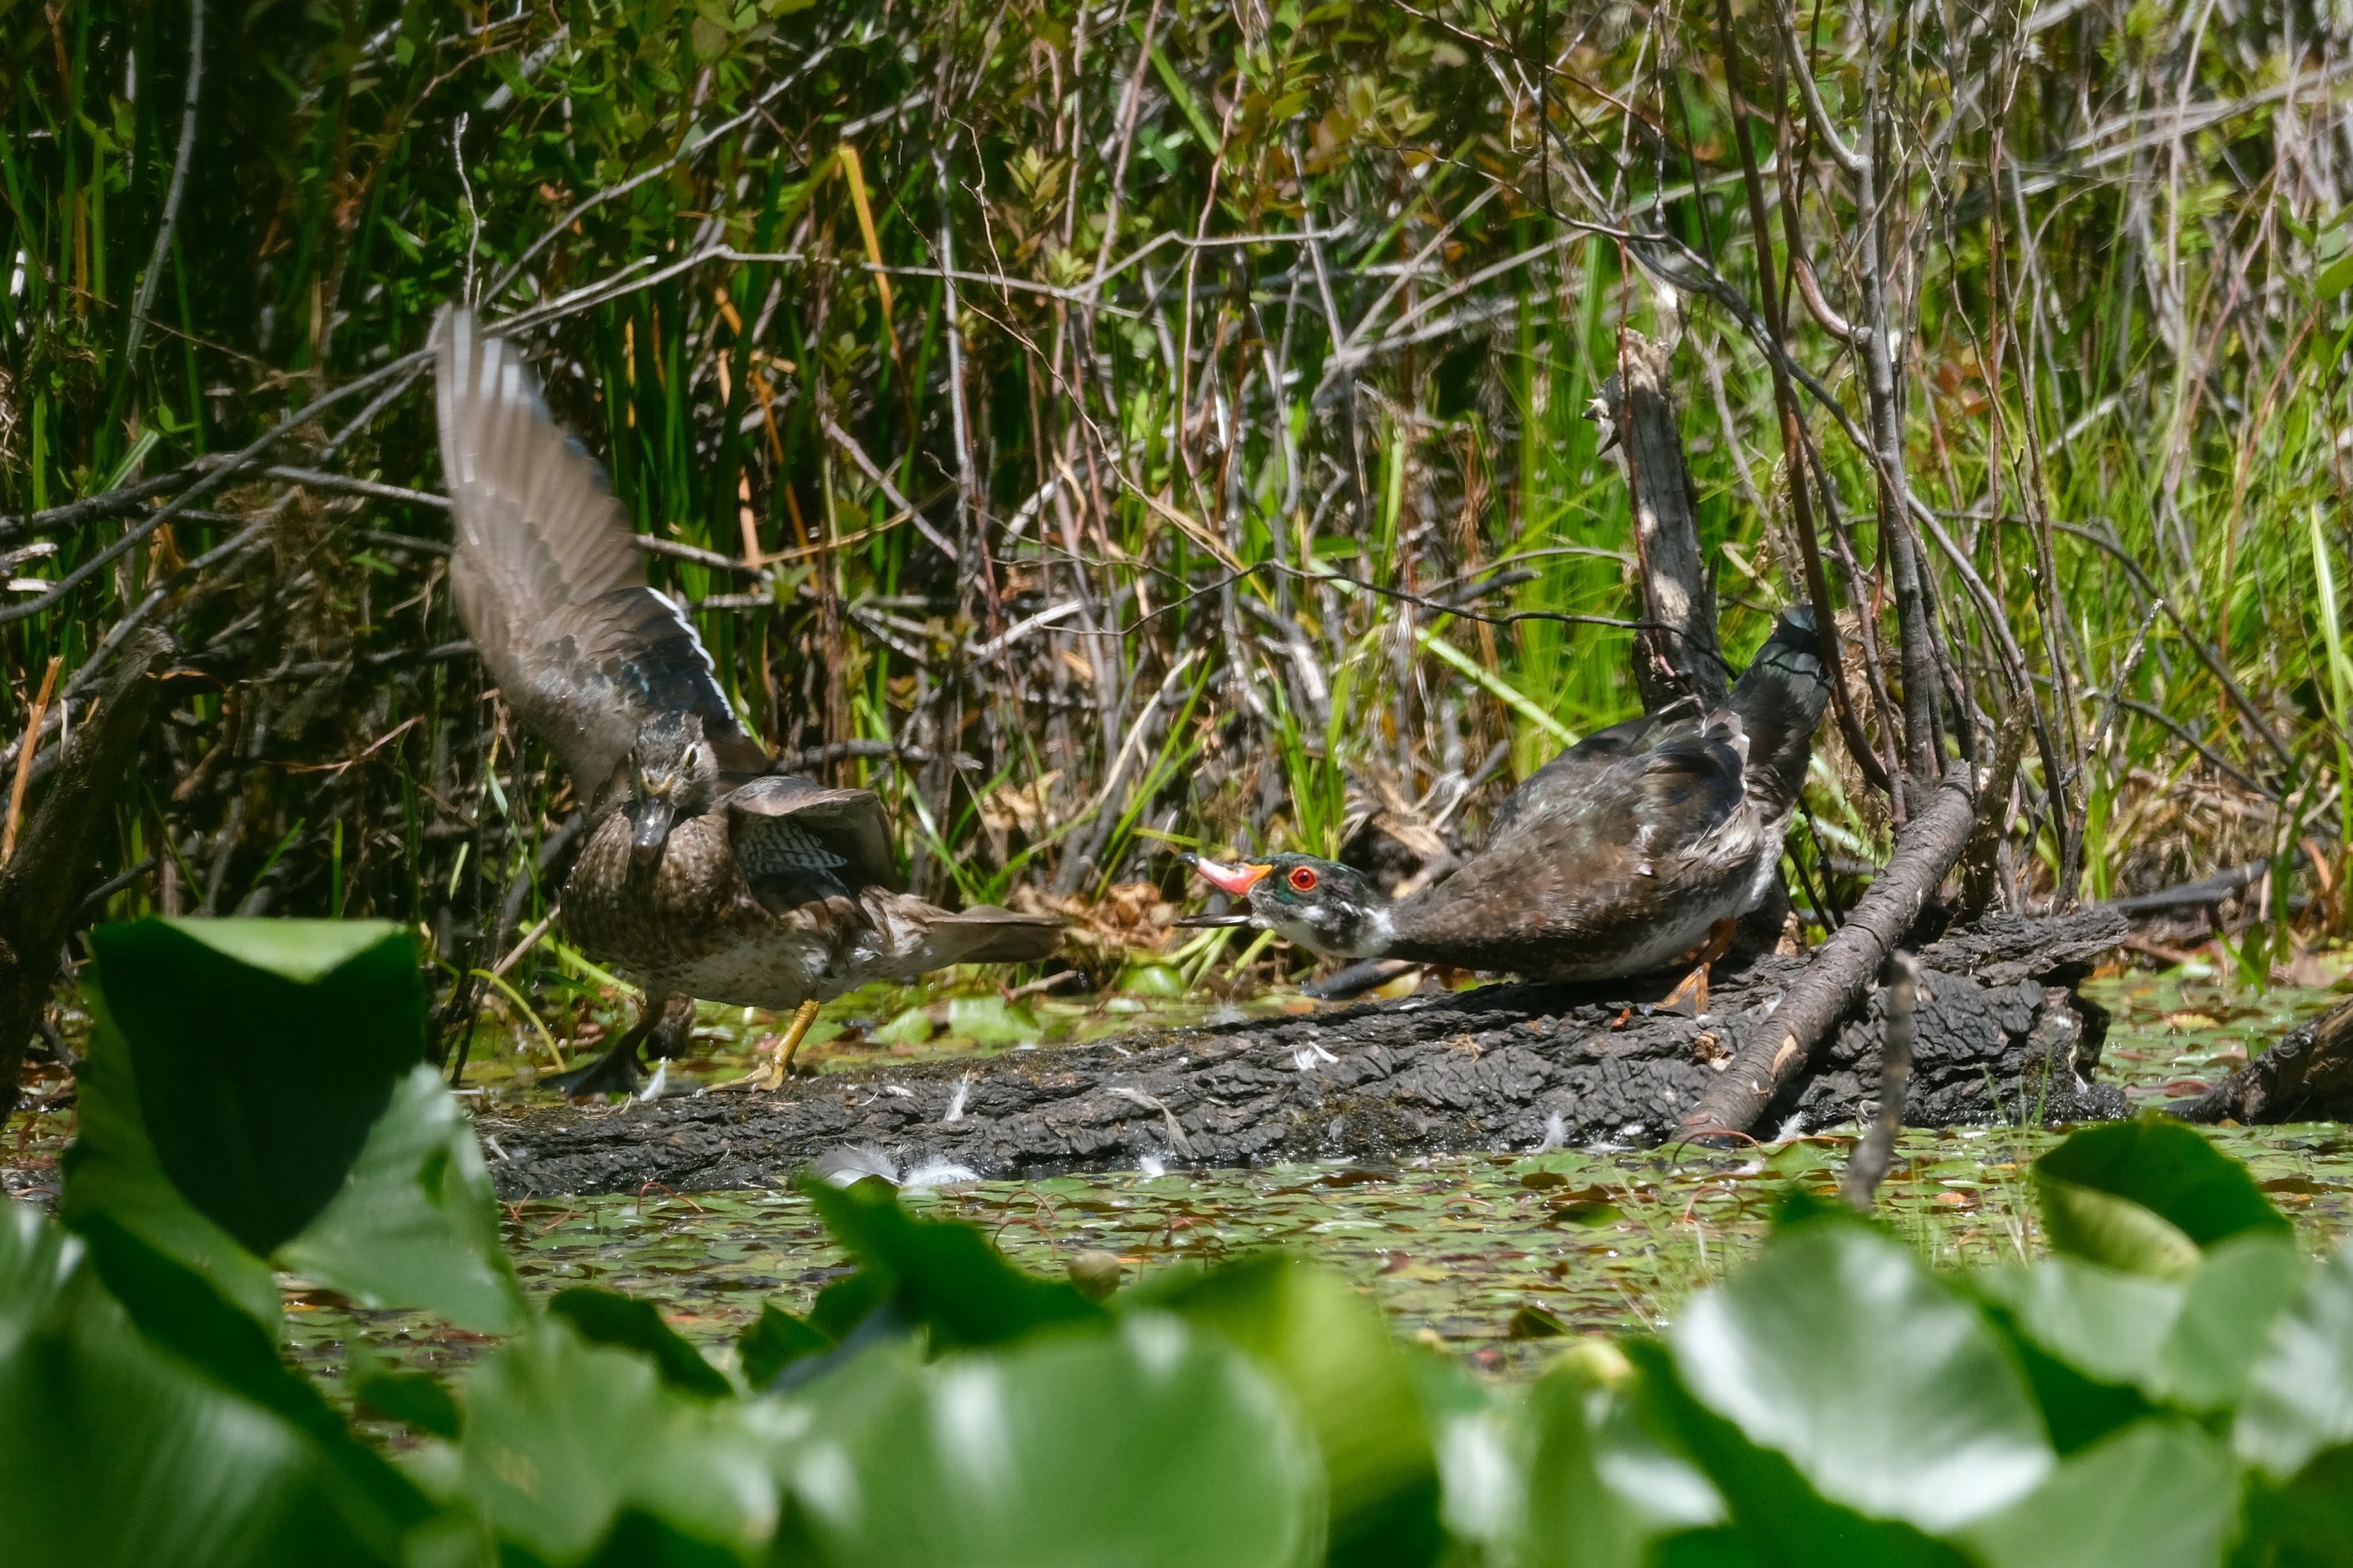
[
  {"xmin": 625, "ymin": 712, "xmax": 720, "ymax": 869},
  {"xmin": 1185, "ymin": 852, "xmax": 1394, "ymax": 959}
]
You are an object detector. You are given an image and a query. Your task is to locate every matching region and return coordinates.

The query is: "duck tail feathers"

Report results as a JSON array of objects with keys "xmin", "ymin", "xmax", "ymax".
[
  {"xmin": 922, "ymin": 908, "xmax": 1065, "ymax": 966},
  {"xmin": 1731, "ymin": 607, "xmax": 1831, "ymax": 815}
]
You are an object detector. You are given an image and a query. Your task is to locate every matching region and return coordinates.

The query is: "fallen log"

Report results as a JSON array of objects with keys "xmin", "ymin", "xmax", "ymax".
[
  {"xmin": 479, "ymin": 909, "xmax": 2129, "ymax": 1197},
  {"xmin": 2175, "ymin": 994, "xmax": 2353, "ymax": 1125}
]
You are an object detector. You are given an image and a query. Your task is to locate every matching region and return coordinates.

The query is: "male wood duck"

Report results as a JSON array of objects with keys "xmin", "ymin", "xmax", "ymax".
[
  {"xmin": 1184, "ymin": 611, "xmax": 1829, "ymax": 1007},
  {"xmin": 434, "ymin": 308, "xmax": 1059, "ymax": 1093}
]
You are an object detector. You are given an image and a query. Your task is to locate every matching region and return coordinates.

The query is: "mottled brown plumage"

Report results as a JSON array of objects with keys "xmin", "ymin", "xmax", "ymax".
[
  {"xmin": 1186, "ymin": 611, "xmax": 1829, "ymax": 984},
  {"xmin": 434, "ymin": 308, "xmax": 1057, "ymax": 1092}
]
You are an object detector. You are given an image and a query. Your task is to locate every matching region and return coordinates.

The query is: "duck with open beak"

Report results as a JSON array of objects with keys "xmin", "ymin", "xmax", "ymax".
[
  {"xmin": 1178, "ymin": 851, "xmax": 1397, "ymax": 960},
  {"xmin": 1184, "ymin": 853, "xmax": 1270, "ymax": 902},
  {"xmin": 1172, "ymin": 608, "xmax": 1835, "ymax": 1012}
]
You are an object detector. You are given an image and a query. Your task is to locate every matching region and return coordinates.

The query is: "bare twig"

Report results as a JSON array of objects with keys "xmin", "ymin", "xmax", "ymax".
[
  {"xmin": 2, "ymin": 657, "xmax": 62, "ymax": 865},
  {"xmin": 123, "ymin": 0, "xmax": 205, "ymax": 370},
  {"xmin": 1840, "ymin": 951, "xmax": 1918, "ymax": 1210}
]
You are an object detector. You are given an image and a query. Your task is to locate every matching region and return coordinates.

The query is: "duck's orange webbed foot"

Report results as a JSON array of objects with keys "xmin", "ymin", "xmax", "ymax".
[{"xmin": 1658, "ymin": 916, "xmax": 1740, "ymax": 1018}]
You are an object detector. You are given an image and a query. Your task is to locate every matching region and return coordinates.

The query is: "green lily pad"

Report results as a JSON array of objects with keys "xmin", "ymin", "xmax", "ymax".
[
  {"xmin": 1666, "ymin": 1215, "xmax": 2051, "ymax": 1533},
  {"xmin": 778, "ymin": 1316, "xmax": 1323, "ymax": 1568},
  {"xmin": 84, "ymin": 918, "xmax": 427, "ymax": 1258}
]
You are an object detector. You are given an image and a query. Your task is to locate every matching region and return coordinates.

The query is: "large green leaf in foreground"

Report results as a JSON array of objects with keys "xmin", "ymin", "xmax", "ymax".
[
  {"xmin": 86, "ymin": 919, "xmax": 426, "ymax": 1257},
  {"xmin": 1667, "ymin": 1214, "xmax": 2053, "ymax": 1534},
  {"xmin": 2033, "ymin": 1116, "xmax": 2290, "ymax": 1279},
  {"xmin": 2237, "ymin": 1242, "xmax": 2353, "ymax": 1478},
  {"xmin": 1142, "ymin": 1253, "xmax": 1440, "ymax": 1567},
  {"xmin": 59, "ymin": 1006, "xmax": 282, "ymax": 1331},
  {"xmin": 1516, "ymin": 1342, "xmax": 1728, "ymax": 1568},
  {"xmin": 0, "ymin": 1203, "xmax": 397, "ymax": 1568},
  {"xmin": 274, "ymin": 1064, "xmax": 525, "ymax": 1334},
  {"xmin": 1962, "ymin": 1419, "xmax": 2240, "ymax": 1568},
  {"xmin": 804, "ymin": 1173, "xmax": 1105, "ymax": 1347},
  {"xmin": 779, "ymin": 1314, "xmax": 1325, "ymax": 1568},
  {"xmin": 438, "ymin": 1319, "xmax": 775, "ymax": 1566},
  {"xmin": 70, "ymin": 918, "xmax": 523, "ymax": 1334}
]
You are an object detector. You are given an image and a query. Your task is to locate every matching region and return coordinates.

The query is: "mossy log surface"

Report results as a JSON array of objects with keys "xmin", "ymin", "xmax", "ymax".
[{"xmin": 478, "ymin": 911, "xmax": 2130, "ymax": 1197}]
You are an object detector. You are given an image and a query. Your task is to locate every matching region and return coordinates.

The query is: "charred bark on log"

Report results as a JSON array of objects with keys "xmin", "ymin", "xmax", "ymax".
[{"xmin": 478, "ymin": 910, "xmax": 2128, "ymax": 1198}]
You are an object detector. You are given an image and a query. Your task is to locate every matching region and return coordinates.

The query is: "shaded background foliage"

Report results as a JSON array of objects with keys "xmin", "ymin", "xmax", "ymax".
[{"xmin": 3, "ymin": 0, "xmax": 2350, "ymax": 1026}]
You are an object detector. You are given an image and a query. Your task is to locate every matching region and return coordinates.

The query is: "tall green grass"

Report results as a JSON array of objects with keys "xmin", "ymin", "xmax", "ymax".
[{"xmin": 0, "ymin": 0, "xmax": 2346, "ymax": 1024}]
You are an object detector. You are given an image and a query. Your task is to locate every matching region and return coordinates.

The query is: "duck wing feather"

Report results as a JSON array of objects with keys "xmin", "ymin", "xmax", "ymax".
[
  {"xmin": 723, "ymin": 774, "xmax": 900, "ymax": 891},
  {"xmin": 1390, "ymin": 717, "xmax": 1752, "ymax": 957},
  {"xmin": 1480, "ymin": 712, "xmax": 1670, "ymax": 842},
  {"xmin": 434, "ymin": 306, "xmax": 765, "ymax": 805}
]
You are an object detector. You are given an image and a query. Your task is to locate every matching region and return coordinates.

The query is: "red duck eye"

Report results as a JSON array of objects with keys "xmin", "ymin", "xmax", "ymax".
[{"xmin": 1288, "ymin": 866, "xmax": 1319, "ymax": 892}]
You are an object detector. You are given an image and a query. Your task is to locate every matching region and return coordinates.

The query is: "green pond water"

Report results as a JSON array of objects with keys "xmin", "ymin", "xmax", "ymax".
[{"xmin": 5, "ymin": 959, "xmax": 2348, "ymax": 1399}]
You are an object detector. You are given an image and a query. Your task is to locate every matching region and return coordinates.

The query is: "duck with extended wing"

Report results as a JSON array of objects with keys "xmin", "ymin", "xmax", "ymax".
[{"xmin": 434, "ymin": 308, "xmax": 1059, "ymax": 1093}]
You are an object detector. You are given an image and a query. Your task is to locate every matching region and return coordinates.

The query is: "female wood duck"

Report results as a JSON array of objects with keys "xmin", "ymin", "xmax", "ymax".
[
  {"xmin": 434, "ymin": 308, "xmax": 1059, "ymax": 1093},
  {"xmin": 1185, "ymin": 611, "xmax": 1827, "ymax": 1003}
]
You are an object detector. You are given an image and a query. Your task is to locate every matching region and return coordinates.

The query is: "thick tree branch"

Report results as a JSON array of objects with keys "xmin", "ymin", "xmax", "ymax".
[{"xmin": 1673, "ymin": 760, "xmax": 1978, "ymax": 1143}]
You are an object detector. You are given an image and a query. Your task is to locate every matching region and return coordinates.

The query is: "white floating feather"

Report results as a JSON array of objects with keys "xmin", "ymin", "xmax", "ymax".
[
  {"xmin": 900, "ymin": 1158, "xmax": 979, "ymax": 1190},
  {"xmin": 812, "ymin": 1144, "xmax": 900, "ymax": 1188}
]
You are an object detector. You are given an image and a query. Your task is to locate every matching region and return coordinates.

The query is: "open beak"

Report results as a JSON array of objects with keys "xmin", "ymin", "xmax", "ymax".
[
  {"xmin": 629, "ymin": 796, "xmax": 674, "ymax": 869},
  {"xmin": 1183, "ymin": 853, "xmax": 1272, "ymax": 897}
]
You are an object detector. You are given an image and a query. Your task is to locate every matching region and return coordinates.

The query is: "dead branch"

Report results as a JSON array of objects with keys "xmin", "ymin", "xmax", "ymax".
[
  {"xmin": 2176, "ymin": 996, "xmax": 2353, "ymax": 1125},
  {"xmin": 1606, "ymin": 332, "xmax": 1729, "ymax": 712},
  {"xmin": 1674, "ymin": 761, "xmax": 1978, "ymax": 1143},
  {"xmin": 0, "ymin": 633, "xmax": 172, "ymax": 1119}
]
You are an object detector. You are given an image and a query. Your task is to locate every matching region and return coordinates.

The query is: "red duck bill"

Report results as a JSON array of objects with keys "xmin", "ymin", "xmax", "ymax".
[{"xmin": 1186, "ymin": 854, "xmax": 1272, "ymax": 896}]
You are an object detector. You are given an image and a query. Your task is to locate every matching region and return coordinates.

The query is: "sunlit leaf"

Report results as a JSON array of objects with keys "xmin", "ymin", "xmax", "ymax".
[
  {"xmin": 1416, "ymin": 1353, "xmax": 1526, "ymax": 1557},
  {"xmin": 1961, "ymin": 1420, "xmax": 2239, "ymax": 1568},
  {"xmin": 2237, "ymin": 1242, "xmax": 2353, "ymax": 1479},
  {"xmin": 1667, "ymin": 1216, "xmax": 2051, "ymax": 1533},
  {"xmin": 2149, "ymin": 1233, "xmax": 2308, "ymax": 1411},
  {"xmin": 2317, "ymin": 251, "xmax": 2353, "ymax": 299},
  {"xmin": 1141, "ymin": 1254, "xmax": 1440, "ymax": 1567},
  {"xmin": 1627, "ymin": 1340, "xmax": 1969, "ymax": 1568},
  {"xmin": 2033, "ymin": 1118, "xmax": 2288, "ymax": 1279},
  {"xmin": 1517, "ymin": 1340, "xmax": 1725, "ymax": 1568},
  {"xmin": 1973, "ymin": 1258, "xmax": 2184, "ymax": 1390},
  {"xmin": 778, "ymin": 1314, "xmax": 1323, "ymax": 1568},
  {"xmin": 275, "ymin": 1065, "xmax": 527, "ymax": 1334},
  {"xmin": 2033, "ymin": 1180, "xmax": 2204, "ymax": 1280}
]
